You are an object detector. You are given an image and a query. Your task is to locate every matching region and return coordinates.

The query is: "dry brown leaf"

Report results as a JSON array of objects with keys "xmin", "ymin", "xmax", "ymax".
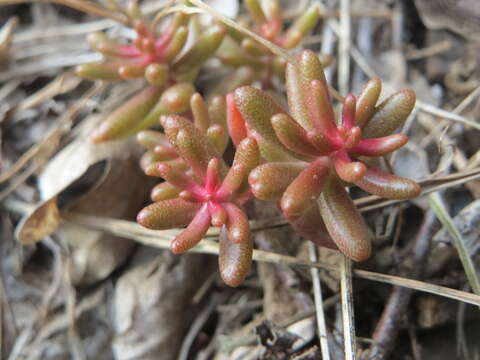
[
  {"xmin": 57, "ymin": 157, "xmax": 151, "ymax": 285},
  {"xmin": 14, "ymin": 115, "xmax": 134, "ymax": 244},
  {"xmin": 14, "ymin": 197, "xmax": 59, "ymax": 245}
]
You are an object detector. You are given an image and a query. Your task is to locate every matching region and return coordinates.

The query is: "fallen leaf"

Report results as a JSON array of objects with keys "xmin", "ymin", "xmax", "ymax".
[
  {"xmin": 57, "ymin": 157, "xmax": 151, "ymax": 285},
  {"xmin": 14, "ymin": 197, "xmax": 59, "ymax": 245},
  {"xmin": 15, "ymin": 115, "xmax": 134, "ymax": 244}
]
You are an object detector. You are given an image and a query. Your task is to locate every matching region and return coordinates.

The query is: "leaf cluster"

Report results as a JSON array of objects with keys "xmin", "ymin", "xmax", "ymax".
[{"xmin": 70, "ymin": 1, "xmax": 421, "ymax": 286}]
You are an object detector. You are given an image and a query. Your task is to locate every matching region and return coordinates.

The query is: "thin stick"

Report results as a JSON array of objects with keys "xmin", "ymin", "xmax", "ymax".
[
  {"xmin": 0, "ymin": 0, "xmax": 128, "ymax": 24},
  {"xmin": 338, "ymin": 0, "xmax": 351, "ymax": 95},
  {"xmin": 308, "ymin": 243, "xmax": 331, "ymax": 360},
  {"xmin": 428, "ymin": 193, "xmax": 480, "ymax": 297},
  {"xmin": 340, "ymin": 255, "xmax": 356, "ymax": 360},
  {"xmin": 189, "ymin": 0, "xmax": 296, "ymax": 64},
  {"xmin": 3, "ymin": 200, "xmax": 480, "ymax": 306}
]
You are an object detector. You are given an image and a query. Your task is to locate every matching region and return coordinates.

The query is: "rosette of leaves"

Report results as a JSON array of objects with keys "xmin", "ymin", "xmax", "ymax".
[
  {"xmin": 231, "ymin": 50, "xmax": 421, "ymax": 262},
  {"xmin": 216, "ymin": 0, "xmax": 321, "ymax": 90},
  {"xmin": 76, "ymin": 0, "xmax": 225, "ymax": 142},
  {"xmin": 136, "ymin": 94, "xmax": 260, "ymax": 287},
  {"xmin": 136, "ymin": 93, "xmax": 228, "ymax": 202}
]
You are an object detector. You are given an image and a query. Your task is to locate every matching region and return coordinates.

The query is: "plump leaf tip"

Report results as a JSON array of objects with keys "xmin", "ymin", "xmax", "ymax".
[
  {"xmin": 232, "ymin": 49, "xmax": 421, "ymax": 262},
  {"xmin": 136, "ymin": 94, "xmax": 259, "ymax": 287}
]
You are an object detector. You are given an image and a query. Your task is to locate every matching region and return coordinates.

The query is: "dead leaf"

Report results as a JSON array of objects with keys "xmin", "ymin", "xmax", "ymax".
[
  {"xmin": 14, "ymin": 197, "xmax": 59, "ymax": 245},
  {"xmin": 57, "ymin": 157, "xmax": 151, "ymax": 285},
  {"xmin": 14, "ymin": 115, "xmax": 134, "ymax": 244}
]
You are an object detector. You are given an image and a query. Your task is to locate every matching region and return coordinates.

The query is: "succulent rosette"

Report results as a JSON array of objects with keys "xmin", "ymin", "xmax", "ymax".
[
  {"xmin": 75, "ymin": 0, "xmax": 225, "ymax": 142},
  {"xmin": 231, "ymin": 50, "xmax": 421, "ymax": 262},
  {"xmin": 136, "ymin": 94, "xmax": 259, "ymax": 287},
  {"xmin": 136, "ymin": 93, "xmax": 228, "ymax": 202},
  {"xmin": 216, "ymin": 0, "xmax": 322, "ymax": 90}
]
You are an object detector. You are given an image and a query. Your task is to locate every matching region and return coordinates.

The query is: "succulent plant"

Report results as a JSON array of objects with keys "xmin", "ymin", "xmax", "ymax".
[
  {"xmin": 136, "ymin": 94, "xmax": 259, "ymax": 287},
  {"xmin": 216, "ymin": 0, "xmax": 322, "ymax": 90},
  {"xmin": 75, "ymin": 0, "xmax": 225, "ymax": 142},
  {"xmin": 136, "ymin": 93, "xmax": 228, "ymax": 201},
  {"xmin": 231, "ymin": 50, "xmax": 421, "ymax": 262}
]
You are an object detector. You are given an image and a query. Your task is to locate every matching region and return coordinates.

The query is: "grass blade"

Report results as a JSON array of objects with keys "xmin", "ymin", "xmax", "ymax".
[{"xmin": 428, "ymin": 192, "xmax": 480, "ymax": 296}]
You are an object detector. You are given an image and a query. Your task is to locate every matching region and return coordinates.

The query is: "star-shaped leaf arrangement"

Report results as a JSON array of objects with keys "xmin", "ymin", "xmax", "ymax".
[
  {"xmin": 75, "ymin": 0, "xmax": 225, "ymax": 142},
  {"xmin": 232, "ymin": 50, "xmax": 421, "ymax": 261},
  {"xmin": 136, "ymin": 101, "xmax": 259, "ymax": 286}
]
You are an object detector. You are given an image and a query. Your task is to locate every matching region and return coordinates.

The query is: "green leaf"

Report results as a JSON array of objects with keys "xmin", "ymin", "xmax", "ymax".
[
  {"xmin": 318, "ymin": 176, "xmax": 371, "ymax": 261},
  {"xmin": 363, "ymin": 89, "xmax": 415, "ymax": 138}
]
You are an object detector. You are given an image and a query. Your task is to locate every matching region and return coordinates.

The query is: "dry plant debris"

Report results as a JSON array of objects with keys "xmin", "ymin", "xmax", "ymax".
[{"xmin": 1, "ymin": 0, "xmax": 480, "ymax": 359}]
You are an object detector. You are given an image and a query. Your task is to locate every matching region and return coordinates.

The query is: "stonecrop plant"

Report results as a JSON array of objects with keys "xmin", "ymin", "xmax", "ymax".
[
  {"xmin": 76, "ymin": 0, "xmax": 225, "ymax": 142},
  {"xmin": 136, "ymin": 93, "xmax": 260, "ymax": 287},
  {"xmin": 230, "ymin": 50, "xmax": 421, "ymax": 262},
  {"xmin": 216, "ymin": 0, "xmax": 323, "ymax": 90},
  {"xmin": 71, "ymin": 1, "xmax": 423, "ymax": 286}
]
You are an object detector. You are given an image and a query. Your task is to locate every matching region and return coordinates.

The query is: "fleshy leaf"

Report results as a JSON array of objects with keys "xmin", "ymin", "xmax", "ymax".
[
  {"xmin": 285, "ymin": 50, "xmax": 325, "ymax": 130},
  {"xmin": 206, "ymin": 124, "xmax": 229, "ymax": 155},
  {"xmin": 234, "ymin": 87, "xmax": 295, "ymax": 161},
  {"xmin": 161, "ymin": 115, "xmax": 218, "ymax": 180},
  {"xmin": 288, "ymin": 203, "xmax": 337, "ymax": 249},
  {"xmin": 208, "ymin": 95, "xmax": 227, "ymax": 128},
  {"xmin": 161, "ymin": 25, "xmax": 188, "ymax": 62},
  {"xmin": 139, "ymin": 82, "xmax": 195, "ymax": 130},
  {"xmin": 352, "ymin": 134, "xmax": 408, "ymax": 156},
  {"xmin": 118, "ymin": 63, "xmax": 147, "ymax": 79},
  {"xmin": 232, "ymin": 137, "xmax": 260, "ymax": 174},
  {"xmin": 282, "ymin": 4, "xmax": 320, "ymax": 48},
  {"xmin": 280, "ymin": 157, "xmax": 330, "ymax": 220},
  {"xmin": 224, "ymin": 203, "xmax": 250, "ymax": 244},
  {"xmin": 227, "ymin": 93, "xmax": 248, "ymax": 146},
  {"xmin": 353, "ymin": 165, "xmax": 421, "ymax": 199},
  {"xmin": 173, "ymin": 25, "xmax": 225, "ymax": 74},
  {"xmin": 248, "ymin": 162, "xmax": 305, "ymax": 200},
  {"xmin": 245, "ymin": 0, "xmax": 267, "ymax": 25},
  {"xmin": 136, "ymin": 130, "xmax": 170, "ymax": 150},
  {"xmin": 234, "ymin": 86, "xmax": 285, "ymax": 146},
  {"xmin": 171, "ymin": 204, "xmax": 211, "ymax": 254},
  {"xmin": 91, "ymin": 85, "xmax": 163, "ymax": 142},
  {"xmin": 318, "ymin": 176, "xmax": 371, "ymax": 262},
  {"xmin": 76, "ymin": 62, "xmax": 122, "ymax": 81},
  {"xmin": 355, "ymin": 77, "xmax": 381, "ymax": 127},
  {"xmin": 87, "ymin": 32, "xmax": 138, "ymax": 58},
  {"xmin": 145, "ymin": 63, "xmax": 168, "ymax": 87},
  {"xmin": 217, "ymin": 37, "xmax": 260, "ymax": 68},
  {"xmin": 150, "ymin": 182, "xmax": 181, "ymax": 202},
  {"xmin": 271, "ymin": 113, "xmax": 318, "ymax": 157},
  {"xmin": 363, "ymin": 90, "xmax": 416, "ymax": 138},
  {"xmin": 146, "ymin": 162, "xmax": 202, "ymax": 194},
  {"xmin": 136, "ymin": 198, "xmax": 200, "ymax": 230},
  {"xmin": 216, "ymin": 164, "xmax": 247, "ymax": 200},
  {"xmin": 219, "ymin": 225, "xmax": 253, "ymax": 287},
  {"xmin": 333, "ymin": 150, "xmax": 366, "ymax": 183},
  {"xmin": 225, "ymin": 137, "xmax": 259, "ymax": 195},
  {"xmin": 191, "ymin": 93, "xmax": 210, "ymax": 132}
]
